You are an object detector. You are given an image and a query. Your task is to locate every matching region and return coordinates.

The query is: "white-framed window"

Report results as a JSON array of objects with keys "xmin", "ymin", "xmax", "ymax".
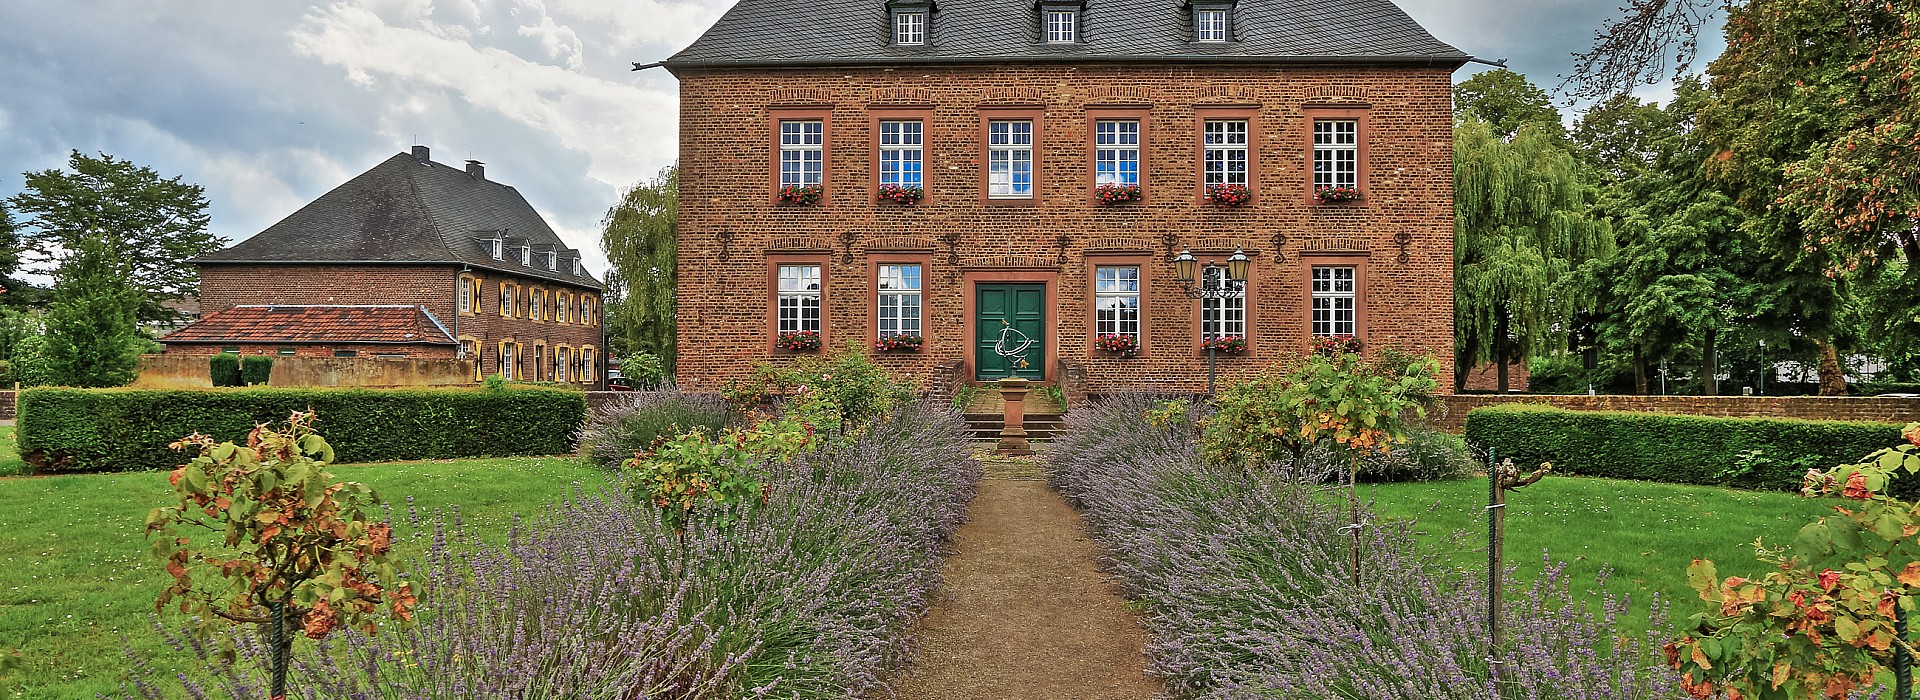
[
  {"xmin": 555, "ymin": 346, "xmax": 571, "ymax": 383},
  {"xmin": 583, "ymin": 347, "xmax": 597, "ymax": 384},
  {"xmin": 987, "ymin": 120, "xmax": 1034, "ymax": 199},
  {"xmin": 458, "ymin": 276, "xmax": 473, "ymax": 313},
  {"xmin": 894, "ymin": 11, "xmax": 926, "ymax": 45},
  {"xmin": 1203, "ymin": 120, "xmax": 1249, "ymax": 186},
  {"xmin": 1311, "ymin": 266, "xmax": 1357, "ymax": 336},
  {"xmin": 499, "ymin": 283, "xmax": 513, "ymax": 318},
  {"xmin": 1094, "ymin": 120, "xmax": 1140, "ymax": 186},
  {"xmin": 1195, "ymin": 9, "xmax": 1228, "ymax": 42},
  {"xmin": 877, "ymin": 264, "xmax": 923, "ymax": 338},
  {"xmin": 879, "ymin": 120, "xmax": 924, "ymax": 188},
  {"xmin": 485, "ymin": 238, "xmax": 504, "ymax": 260},
  {"xmin": 497, "ymin": 341, "xmax": 517, "ymax": 380},
  {"xmin": 1044, "ymin": 10, "xmax": 1078, "ymax": 43},
  {"xmin": 777, "ymin": 264, "xmax": 823, "ymax": 334},
  {"xmin": 1094, "ymin": 266, "xmax": 1141, "ymax": 340},
  {"xmin": 571, "ymin": 258, "xmax": 582, "ymax": 276},
  {"xmin": 460, "ymin": 339, "xmax": 479, "ymax": 380},
  {"xmin": 543, "ymin": 251, "xmax": 557, "ymax": 270},
  {"xmin": 1313, "ymin": 120, "xmax": 1359, "ymax": 190},
  {"xmin": 779, "ymin": 120, "xmax": 824, "ymax": 187},
  {"xmin": 518, "ymin": 245, "xmax": 531, "ymax": 266},
  {"xmin": 1199, "ymin": 266, "xmax": 1246, "ymax": 339}
]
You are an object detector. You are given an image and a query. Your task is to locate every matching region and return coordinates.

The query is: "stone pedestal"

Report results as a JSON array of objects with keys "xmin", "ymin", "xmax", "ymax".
[{"xmin": 996, "ymin": 377, "xmax": 1033, "ymax": 456}]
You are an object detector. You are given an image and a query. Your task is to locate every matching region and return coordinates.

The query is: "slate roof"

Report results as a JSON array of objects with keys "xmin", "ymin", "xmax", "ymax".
[
  {"xmin": 663, "ymin": 0, "xmax": 1467, "ymax": 69},
  {"xmin": 160, "ymin": 305, "xmax": 458, "ymax": 346},
  {"xmin": 197, "ymin": 150, "xmax": 602, "ymax": 290}
]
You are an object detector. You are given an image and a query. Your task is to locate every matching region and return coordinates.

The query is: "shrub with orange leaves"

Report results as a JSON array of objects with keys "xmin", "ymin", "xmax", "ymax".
[{"xmin": 1199, "ymin": 347, "xmax": 1438, "ymax": 469}]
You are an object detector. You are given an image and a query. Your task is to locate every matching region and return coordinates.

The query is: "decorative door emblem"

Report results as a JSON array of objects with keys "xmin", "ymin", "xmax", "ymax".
[{"xmin": 993, "ymin": 319, "xmax": 1033, "ymax": 370}]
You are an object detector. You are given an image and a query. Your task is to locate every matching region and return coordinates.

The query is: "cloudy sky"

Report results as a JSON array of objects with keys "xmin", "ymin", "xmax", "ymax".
[{"xmin": 0, "ymin": 0, "xmax": 1707, "ymax": 275}]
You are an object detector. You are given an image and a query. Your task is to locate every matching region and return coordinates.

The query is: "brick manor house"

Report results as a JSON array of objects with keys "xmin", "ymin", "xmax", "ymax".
[
  {"xmin": 161, "ymin": 147, "xmax": 607, "ymax": 387},
  {"xmin": 662, "ymin": 0, "xmax": 1465, "ymax": 394}
]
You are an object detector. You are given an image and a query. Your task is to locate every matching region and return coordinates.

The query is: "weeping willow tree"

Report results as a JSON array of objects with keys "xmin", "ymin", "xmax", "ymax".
[
  {"xmin": 600, "ymin": 166, "xmax": 678, "ymax": 378},
  {"xmin": 1455, "ymin": 117, "xmax": 1613, "ymax": 392}
]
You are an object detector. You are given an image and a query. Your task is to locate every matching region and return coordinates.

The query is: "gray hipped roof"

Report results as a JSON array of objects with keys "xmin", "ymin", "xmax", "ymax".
[
  {"xmin": 664, "ymin": 0, "xmax": 1467, "ymax": 69},
  {"xmin": 198, "ymin": 151, "xmax": 603, "ymax": 290}
]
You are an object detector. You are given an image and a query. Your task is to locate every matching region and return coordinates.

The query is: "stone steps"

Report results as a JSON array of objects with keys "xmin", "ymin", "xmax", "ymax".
[{"xmin": 963, "ymin": 413, "xmax": 1066, "ymax": 442}]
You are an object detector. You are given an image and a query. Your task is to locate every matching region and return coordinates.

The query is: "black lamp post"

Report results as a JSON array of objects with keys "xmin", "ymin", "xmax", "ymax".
[{"xmin": 1173, "ymin": 246, "xmax": 1249, "ymax": 395}]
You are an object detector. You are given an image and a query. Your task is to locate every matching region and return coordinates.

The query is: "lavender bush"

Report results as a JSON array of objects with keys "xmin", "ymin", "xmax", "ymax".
[
  {"xmin": 1051, "ymin": 393, "xmax": 1680, "ymax": 699},
  {"xmin": 581, "ymin": 389, "xmax": 732, "ymax": 467},
  {"xmin": 119, "ymin": 402, "xmax": 978, "ymax": 699}
]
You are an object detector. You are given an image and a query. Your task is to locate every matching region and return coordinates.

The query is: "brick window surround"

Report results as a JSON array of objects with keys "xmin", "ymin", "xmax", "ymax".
[
  {"xmin": 868, "ymin": 252, "xmax": 933, "ymax": 353},
  {"xmin": 1193, "ymin": 106, "xmax": 1260, "ymax": 204},
  {"xmin": 1085, "ymin": 253, "xmax": 1154, "ymax": 358},
  {"xmin": 768, "ymin": 107, "xmax": 833, "ymax": 205},
  {"xmin": 767, "ymin": 254, "xmax": 831, "ymax": 352},
  {"xmin": 979, "ymin": 107, "xmax": 1044, "ymax": 206},
  {"xmin": 870, "ymin": 107, "xmax": 934, "ymax": 204},
  {"xmin": 1186, "ymin": 249, "xmax": 1259, "ymax": 355},
  {"xmin": 1085, "ymin": 108, "xmax": 1151, "ymax": 204},
  {"xmin": 1300, "ymin": 253, "xmax": 1369, "ymax": 342},
  {"xmin": 1301, "ymin": 105, "xmax": 1370, "ymax": 205}
]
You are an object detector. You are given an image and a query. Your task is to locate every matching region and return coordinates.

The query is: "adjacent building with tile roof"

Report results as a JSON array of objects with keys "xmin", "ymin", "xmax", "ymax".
[
  {"xmin": 663, "ymin": 0, "xmax": 1465, "ymax": 396},
  {"xmin": 161, "ymin": 147, "xmax": 607, "ymax": 386}
]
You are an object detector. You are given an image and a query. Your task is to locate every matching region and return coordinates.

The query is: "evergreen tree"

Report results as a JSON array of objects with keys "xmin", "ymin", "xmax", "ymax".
[
  {"xmin": 43, "ymin": 237, "xmax": 143, "ymax": 387},
  {"xmin": 599, "ymin": 166, "xmax": 678, "ymax": 375}
]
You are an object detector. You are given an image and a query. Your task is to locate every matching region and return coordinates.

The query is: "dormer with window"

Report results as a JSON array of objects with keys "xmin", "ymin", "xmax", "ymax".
[
  {"xmin": 478, "ymin": 236, "xmax": 505, "ymax": 260},
  {"xmin": 543, "ymin": 250, "xmax": 558, "ymax": 270},
  {"xmin": 1037, "ymin": 0, "xmax": 1081, "ymax": 43},
  {"xmin": 517, "ymin": 243, "xmax": 532, "ymax": 266},
  {"xmin": 887, "ymin": 0, "xmax": 932, "ymax": 46},
  {"xmin": 1190, "ymin": 1, "xmax": 1234, "ymax": 43}
]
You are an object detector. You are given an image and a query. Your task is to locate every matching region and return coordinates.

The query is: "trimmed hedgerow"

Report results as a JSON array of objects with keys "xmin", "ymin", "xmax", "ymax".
[
  {"xmin": 18, "ymin": 386, "xmax": 586, "ymax": 473},
  {"xmin": 239, "ymin": 355, "xmax": 273, "ymax": 385},
  {"xmin": 1464, "ymin": 404, "xmax": 1905, "ymax": 494},
  {"xmin": 209, "ymin": 354, "xmax": 242, "ymax": 387}
]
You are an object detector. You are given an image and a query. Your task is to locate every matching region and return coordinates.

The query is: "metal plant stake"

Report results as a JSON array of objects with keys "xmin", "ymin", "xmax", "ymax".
[{"xmin": 1487, "ymin": 453, "xmax": 1550, "ymax": 692}]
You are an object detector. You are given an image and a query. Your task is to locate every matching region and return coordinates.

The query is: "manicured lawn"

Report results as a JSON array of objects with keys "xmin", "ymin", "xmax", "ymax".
[
  {"xmin": 0, "ymin": 453, "xmax": 608, "ymax": 698},
  {"xmin": 0, "ymin": 427, "xmax": 28, "ymax": 478},
  {"xmin": 1367, "ymin": 475, "xmax": 1839, "ymax": 639}
]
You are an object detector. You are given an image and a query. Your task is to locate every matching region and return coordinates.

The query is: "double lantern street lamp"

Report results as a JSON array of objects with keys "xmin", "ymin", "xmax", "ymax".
[{"xmin": 1171, "ymin": 247, "xmax": 1250, "ymax": 396}]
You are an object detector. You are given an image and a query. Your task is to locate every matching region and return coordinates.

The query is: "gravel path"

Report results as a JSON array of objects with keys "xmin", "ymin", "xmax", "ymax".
[{"xmin": 889, "ymin": 475, "xmax": 1162, "ymax": 699}]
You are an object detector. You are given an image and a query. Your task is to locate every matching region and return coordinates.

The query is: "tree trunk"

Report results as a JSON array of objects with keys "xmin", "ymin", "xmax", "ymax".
[
  {"xmin": 1633, "ymin": 349, "xmax": 1649, "ymax": 395},
  {"xmin": 1702, "ymin": 328, "xmax": 1719, "ymax": 396},
  {"xmin": 1816, "ymin": 338, "xmax": 1849, "ymax": 396},
  {"xmin": 1494, "ymin": 307, "xmax": 1512, "ymax": 393},
  {"xmin": 1455, "ymin": 347, "xmax": 1471, "ymax": 393}
]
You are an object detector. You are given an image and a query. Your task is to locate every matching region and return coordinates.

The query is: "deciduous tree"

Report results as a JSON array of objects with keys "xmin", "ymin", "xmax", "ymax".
[
  {"xmin": 600, "ymin": 166, "xmax": 678, "ymax": 375},
  {"xmin": 1453, "ymin": 68, "xmax": 1565, "ymax": 139}
]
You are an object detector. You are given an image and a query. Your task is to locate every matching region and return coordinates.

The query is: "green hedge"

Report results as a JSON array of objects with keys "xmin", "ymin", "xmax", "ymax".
[
  {"xmin": 240, "ymin": 355, "xmax": 273, "ymax": 385},
  {"xmin": 18, "ymin": 386, "xmax": 587, "ymax": 473},
  {"xmin": 1464, "ymin": 404, "xmax": 1908, "ymax": 495},
  {"xmin": 209, "ymin": 354, "xmax": 241, "ymax": 387}
]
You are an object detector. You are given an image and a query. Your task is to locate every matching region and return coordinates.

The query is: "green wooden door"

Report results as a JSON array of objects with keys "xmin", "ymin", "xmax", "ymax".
[{"xmin": 976, "ymin": 283, "xmax": 1046, "ymax": 381}]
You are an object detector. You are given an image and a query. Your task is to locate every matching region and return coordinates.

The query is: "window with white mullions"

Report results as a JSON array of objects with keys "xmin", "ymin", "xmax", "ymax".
[
  {"xmin": 1044, "ymin": 10, "xmax": 1077, "ymax": 42},
  {"xmin": 1311, "ymin": 266, "xmax": 1357, "ymax": 336},
  {"xmin": 1094, "ymin": 266, "xmax": 1141, "ymax": 340},
  {"xmin": 987, "ymin": 120, "xmax": 1034, "ymax": 198},
  {"xmin": 1094, "ymin": 120, "xmax": 1140, "ymax": 186},
  {"xmin": 879, "ymin": 121, "xmax": 924, "ymax": 188},
  {"xmin": 1199, "ymin": 266, "xmax": 1246, "ymax": 339},
  {"xmin": 1203, "ymin": 120, "xmax": 1249, "ymax": 186},
  {"xmin": 1314, "ymin": 120, "xmax": 1359, "ymax": 190},
  {"xmin": 876, "ymin": 264, "xmax": 923, "ymax": 338},
  {"xmin": 894, "ymin": 11, "xmax": 925, "ymax": 45},
  {"xmin": 777, "ymin": 264, "xmax": 823, "ymax": 333},
  {"xmin": 780, "ymin": 120, "xmax": 824, "ymax": 187},
  {"xmin": 1195, "ymin": 8, "xmax": 1228, "ymax": 42}
]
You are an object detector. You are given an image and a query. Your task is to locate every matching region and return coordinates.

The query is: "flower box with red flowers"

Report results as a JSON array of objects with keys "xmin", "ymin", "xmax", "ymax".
[
  {"xmin": 1094, "ymin": 183, "xmax": 1143, "ymax": 205},
  {"xmin": 1314, "ymin": 185, "xmax": 1363, "ymax": 204},
  {"xmin": 1311, "ymin": 334, "xmax": 1362, "ymax": 357},
  {"xmin": 776, "ymin": 184, "xmax": 824, "ymax": 206},
  {"xmin": 775, "ymin": 330, "xmax": 822, "ymax": 351},
  {"xmin": 1200, "ymin": 335, "xmax": 1247, "ymax": 354},
  {"xmin": 1093, "ymin": 333, "xmax": 1139, "ymax": 356},
  {"xmin": 873, "ymin": 334, "xmax": 923, "ymax": 352},
  {"xmin": 877, "ymin": 184, "xmax": 924, "ymax": 205},
  {"xmin": 1205, "ymin": 183, "xmax": 1252, "ymax": 207}
]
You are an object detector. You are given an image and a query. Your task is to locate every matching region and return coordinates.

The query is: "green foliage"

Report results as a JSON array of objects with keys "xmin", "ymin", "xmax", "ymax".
[
  {"xmin": 43, "ymin": 237, "xmax": 143, "ymax": 388},
  {"xmin": 6, "ymin": 151, "xmax": 223, "ymax": 326},
  {"xmin": 1452, "ymin": 68, "xmax": 1564, "ymax": 139},
  {"xmin": 600, "ymin": 166, "xmax": 678, "ymax": 373},
  {"xmin": 583, "ymin": 392, "xmax": 730, "ymax": 467},
  {"xmin": 1142, "ymin": 398, "xmax": 1193, "ymax": 430},
  {"xmin": 950, "ymin": 382, "xmax": 980, "ymax": 412},
  {"xmin": 209, "ymin": 354, "xmax": 241, "ymax": 387},
  {"xmin": 480, "ymin": 372, "xmax": 508, "ymax": 392},
  {"xmin": 1666, "ymin": 423, "xmax": 1920, "ymax": 699},
  {"xmin": 0, "ymin": 359, "xmax": 13, "ymax": 386},
  {"xmin": 623, "ymin": 417, "xmax": 816, "ymax": 535},
  {"xmin": 1464, "ymin": 404, "xmax": 1906, "ymax": 494},
  {"xmin": 1200, "ymin": 350, "xmax": 1438, "ymax": 468},
  {"xmin": 8, "ymin": 333, "xmax": 54, "ymax": 388},
  {"xmin": 621, "ymin": 352, "xmax": 668, "ymax": 388},
  {"xmin": 723, "ymin": 344, "xmax": 916, "ymax": 432},
  {"xmin": 17, "ymin": 386, "xmax": 586, "ymax": 473},
  {"xmin": 239, "ymin": 355, "xmax": 272, "ymax": 385}
]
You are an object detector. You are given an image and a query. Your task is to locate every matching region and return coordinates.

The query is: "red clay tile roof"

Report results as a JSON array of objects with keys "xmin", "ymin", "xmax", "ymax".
[{"xmin": 159, "ymin": 305, "xmax": 456, "ymax": 346}]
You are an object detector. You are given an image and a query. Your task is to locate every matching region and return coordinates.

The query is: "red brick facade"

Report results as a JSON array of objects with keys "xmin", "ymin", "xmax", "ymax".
[
  {"xmin": 191, "ymin": 264, "xmax": 605, "ymax": 386},
  {"xmin": 164, "ymin": 343, "xmax": 459, "ymax": 359},
  {"xmin": 674, "ymin": 64, "xmax": 1457, "ymax": 394}
]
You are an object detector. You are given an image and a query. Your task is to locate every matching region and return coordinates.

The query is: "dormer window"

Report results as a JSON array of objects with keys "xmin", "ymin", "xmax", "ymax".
[
  {"xmin": 895, "ymin": 11, "xmax": 925, "ymax": 45},
  {"xmin": 544, "ymin": 251, "xmax": 558, "ymax": 270},
  {"xmin": 1195, "ymin": 8, "xmax": 1228, "ymax": 41},
  {"xmin": 570, "ymin": 258, "xmax": 582, "ymax": 276},
  {"xmin": 518, "ymin": 245, "xmax": 532, "ymax": 265},
  {"xmin": 485, "ymin": 238, "xmax": 504, "ymax": 260},
  {"xmin": 1044, "ymin": 9, "xmax": 1077, "ymax": 43}
]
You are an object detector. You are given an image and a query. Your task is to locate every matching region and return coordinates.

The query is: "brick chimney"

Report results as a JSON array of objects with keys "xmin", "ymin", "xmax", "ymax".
[
  {"xmin": 411, "ymin": 145, "xmax": 429, "ymax": 161},
  {"xmin": 465, "ymin": 160, "xmax": 485, "ymax": 180}
]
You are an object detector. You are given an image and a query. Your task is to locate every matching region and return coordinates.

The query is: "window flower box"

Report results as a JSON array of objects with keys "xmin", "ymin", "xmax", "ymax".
[
  {"xmin": 776, "ymin": 184, "xmax": 824, "ymax": 206},
  {"xmin": 877, "ymin": 184, "xmax": 924, "ymax": 204},
  {"xmin": 1093, "ymin": 333, "xmax": 1139, "ymax": 356},
  {"xmin": 1311, "ymin": 334, "xmax": 1361, "ymax": 357},
  {"xmin": 1205, "ymin": 183, "xmax": 1251, "ymax": 207},
  {"xmin": 776, "ymin": 330, "xmax": 822, "ymax": 351},
  {"xmin": 873, "ymin": 334, "xmax": 923, "ymax": 352},
  {"xmin": 1200, "ymin": 335, "xmax": 1247, "ymax": 354},
  {"xmin": 1314, "ymin": 185, "xmax": 1363, "ymax": 203},
  {"xmin": 1095, "ymin": 183, "xmax": 1143, "ymax": 205}
]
